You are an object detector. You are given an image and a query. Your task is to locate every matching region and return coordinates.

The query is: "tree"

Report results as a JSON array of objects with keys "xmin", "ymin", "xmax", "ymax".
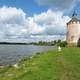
[{"xmin": 77, "ymin": 38, "xmax": 80, "ymax": 47}]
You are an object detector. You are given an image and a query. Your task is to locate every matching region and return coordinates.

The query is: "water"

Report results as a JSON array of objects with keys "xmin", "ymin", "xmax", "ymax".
[{"xmin": 0, "ymin": 45, "xmax": 54, "ymax": 65}]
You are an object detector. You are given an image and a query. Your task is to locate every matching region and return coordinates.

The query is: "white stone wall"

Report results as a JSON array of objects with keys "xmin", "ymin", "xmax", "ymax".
[{"xmin": 67, "ymin": 22, "xmax": 80, "ymax": 44}]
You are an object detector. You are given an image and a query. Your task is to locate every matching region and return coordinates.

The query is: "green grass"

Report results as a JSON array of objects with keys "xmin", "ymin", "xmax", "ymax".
[{"xmin": 0, "ymin": 47, "xmax": 80, "ymax": 80}]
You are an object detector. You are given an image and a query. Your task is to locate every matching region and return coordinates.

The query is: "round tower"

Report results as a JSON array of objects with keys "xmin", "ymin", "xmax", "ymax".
[{"xmin": 67, "ymin": 11, "xmax": 80, "ymax": 46}]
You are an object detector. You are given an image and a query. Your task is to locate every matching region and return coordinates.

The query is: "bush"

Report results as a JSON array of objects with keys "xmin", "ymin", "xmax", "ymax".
[
  {"xmin": 77, "ymin": 38, "xmax": 80, "ymax": 47},
  {"xmin": 57, "ymin": 41, "xmax": 67, "ymax": 47},
  {"xmin": 36, "ymin": 52, "xmax": 41, "ymax": 55}
]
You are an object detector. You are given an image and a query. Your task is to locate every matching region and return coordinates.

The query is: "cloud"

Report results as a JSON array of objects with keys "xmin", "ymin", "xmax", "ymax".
[
  {"xmin": 27, "ymin": 17, "xmax": 45, "ymax": 35},
  {"xmin": 0, "ymin": 6, "xmax": 26, "ymax": 24},
  {"xmin": 35, "ymin": 0, "xmax": 76, "ymax": 10},
  {"xmin": 0, "ymin": 6, "xmax": 45, "ymax": 39},
  {"xmin": 33, "ymin": 9, "xmax": 70, "ymax": 35},
  {"xmin": 0, "ymin": 6, "xmax": 30, "ymax": 38},
  {"xmin": 0, "ymin": 6, "xmax": 70, "ymax": 41}
]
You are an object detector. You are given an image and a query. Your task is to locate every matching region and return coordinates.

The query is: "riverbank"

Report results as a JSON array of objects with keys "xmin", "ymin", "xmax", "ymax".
[{"xmin": 0, "ymin": 47, "xmax": 80, "ymax": 80}]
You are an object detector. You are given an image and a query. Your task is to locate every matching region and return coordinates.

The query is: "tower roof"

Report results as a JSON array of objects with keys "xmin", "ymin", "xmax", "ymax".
[
  {"xmin": 72, "ymin": 11, "xmax": 77, "ymax": 17},
  {"xmin": 67, "ymin": 11, "xmax": 80, "ymax": 25}
]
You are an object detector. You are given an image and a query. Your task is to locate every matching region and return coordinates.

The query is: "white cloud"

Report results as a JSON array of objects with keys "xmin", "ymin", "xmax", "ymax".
[
  {"xmin": 33, "ymin": 9, "xmax": 70, "ymax": 35},
  {"xmin": 27, "ymin": 17, "xmax": 45, "ymax": 35},
  {"xmin": 0, "ymin": 6, "xmax": 29, "ymax": 38},
  {"xmin": 0, "ymin": 6, "xmax": 26, "ymax": 24},
  {"xmin": 0, "ymin": 6, "xmax": 70, "ymax": 41}
]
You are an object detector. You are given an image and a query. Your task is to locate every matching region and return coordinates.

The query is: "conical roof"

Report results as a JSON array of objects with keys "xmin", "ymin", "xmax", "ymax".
[{"xmin": 67, "ymin": 12, "xmax": 80, "ymax": 25}]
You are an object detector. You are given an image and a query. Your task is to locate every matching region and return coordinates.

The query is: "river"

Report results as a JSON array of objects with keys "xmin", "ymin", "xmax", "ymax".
[{"xmin": 0, "ymin": 45, "xmax": 54, "ymax": 65}]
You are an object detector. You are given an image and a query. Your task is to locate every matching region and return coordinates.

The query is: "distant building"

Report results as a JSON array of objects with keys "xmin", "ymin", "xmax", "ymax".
[{"xmin": 67, "ymin": 11, "xmax": 80, "ymax": 46}]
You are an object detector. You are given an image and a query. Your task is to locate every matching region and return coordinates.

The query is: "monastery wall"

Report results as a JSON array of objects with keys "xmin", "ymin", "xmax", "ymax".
[{"xmin": 67, "ymin": 22, "xmax": 80, "ymax": 44}]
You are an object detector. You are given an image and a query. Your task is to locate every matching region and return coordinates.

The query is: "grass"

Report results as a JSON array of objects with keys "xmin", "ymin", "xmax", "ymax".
[{"xmin": 0, "ymin": 47, "xmax": 80, "ymax": 80}]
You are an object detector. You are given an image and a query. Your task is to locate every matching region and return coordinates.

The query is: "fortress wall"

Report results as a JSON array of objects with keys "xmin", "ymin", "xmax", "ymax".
[{"xmin": 67, "ymin": 22, "xmax": 80, "ymax": 44}]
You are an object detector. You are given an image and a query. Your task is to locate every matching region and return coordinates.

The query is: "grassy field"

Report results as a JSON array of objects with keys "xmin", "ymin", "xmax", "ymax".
[{"xmin": 0, "ymin": 47, "xmax": 80, "ymax": 80}]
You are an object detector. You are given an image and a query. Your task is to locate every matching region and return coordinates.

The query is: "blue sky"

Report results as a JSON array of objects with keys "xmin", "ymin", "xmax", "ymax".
[
  {"xmin": 0, "ymin": 0, "xmax": 49, "ymax": 16},
  {"xmin": 0, "ymin": 0, "xmax": 79, "ymax": 42},
  {"xmin": 0, "ymin": 0, "xmax": 78, "ymax": 16}
]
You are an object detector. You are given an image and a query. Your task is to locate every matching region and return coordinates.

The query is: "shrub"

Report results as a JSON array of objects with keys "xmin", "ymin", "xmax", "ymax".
[
  {"xmin": 57, "ymin": 41, "xmax": 67, "ymax": 47},
  {"xmin": 77, "ymin": 38, "xmax": 80, "ymax": 47}
]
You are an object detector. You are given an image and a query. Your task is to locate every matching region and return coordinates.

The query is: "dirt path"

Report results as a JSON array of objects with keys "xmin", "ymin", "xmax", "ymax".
[{"xmin": 56, "ymin": 53, "xmax": 75, "ymax": 80}]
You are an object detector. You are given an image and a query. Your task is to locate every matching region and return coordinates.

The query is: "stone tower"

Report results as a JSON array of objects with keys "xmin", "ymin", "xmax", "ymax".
[{"xmin": 67, "ymin": 12, "xmax": 80, "ymax": 46}]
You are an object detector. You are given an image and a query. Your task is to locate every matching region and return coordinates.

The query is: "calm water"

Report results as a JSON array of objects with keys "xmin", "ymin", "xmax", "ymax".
[{"xmin": 0, "ymin": 45, "xmax": 54, "ymax": 65}]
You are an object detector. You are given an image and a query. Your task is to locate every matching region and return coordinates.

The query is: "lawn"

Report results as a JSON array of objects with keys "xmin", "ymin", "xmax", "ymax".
[{"xmin": 0, "ymin": 47, "xmax": 80, "ymax": 80}]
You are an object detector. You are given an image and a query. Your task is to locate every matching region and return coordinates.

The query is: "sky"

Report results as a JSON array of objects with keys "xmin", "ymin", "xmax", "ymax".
[{"xmin": 0, "ymin": 0, "xmax": 79, "ymax": 42}]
